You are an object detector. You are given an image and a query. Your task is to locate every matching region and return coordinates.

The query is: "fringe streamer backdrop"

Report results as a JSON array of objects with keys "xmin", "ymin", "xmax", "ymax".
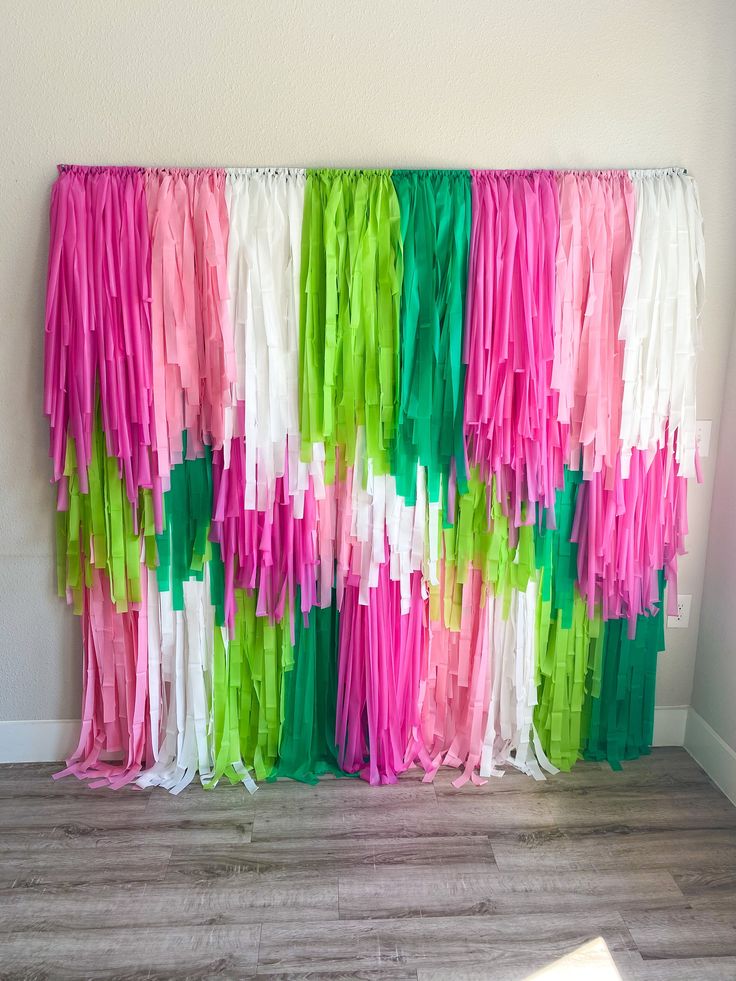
[{"xmin": 44, "ymin": 164, "xmax": 704, "ymax": 791}]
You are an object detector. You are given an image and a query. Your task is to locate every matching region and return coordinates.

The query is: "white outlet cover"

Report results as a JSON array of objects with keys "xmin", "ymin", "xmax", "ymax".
[
  {"xmin": 668, "ymin": 594, "xmax": 692, "ymax": 629},
  {"xmin": 696, "ymin": 420, "xmax": 712, "ymax": 458}
]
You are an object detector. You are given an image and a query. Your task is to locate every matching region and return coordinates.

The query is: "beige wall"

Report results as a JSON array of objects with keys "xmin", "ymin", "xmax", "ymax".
[{"xmin": 2, "ymin": 0, "xmax": 735, "ymax": 723}]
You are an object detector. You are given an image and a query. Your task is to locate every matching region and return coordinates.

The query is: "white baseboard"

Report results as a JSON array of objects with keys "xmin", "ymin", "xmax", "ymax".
[
  {"xmin": 0, "ymin": 720, "xmax": 79, "ymax": 764},
  {"xmin": 652, "ymin": 705, "xmax": 689, "ymax": 746},
  {"xmin": 0, "ymin": 706, "xmax": 690, "ymax": 765},
  {"xmin": 684, "ymin": 707, "xmax": 736, "ymax": 806}
]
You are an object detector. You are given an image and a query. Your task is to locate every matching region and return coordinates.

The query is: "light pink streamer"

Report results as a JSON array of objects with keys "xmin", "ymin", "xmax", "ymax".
[
  {"xmin": 147, "ymin": 169, "xmax": 235, "ymax": 526},
  {"xmin": 54, "ymin": 567, "xmax": 150, "ymax": 788},
  {"xmin": 464, "ymin": 171, "xmax": 564, "ymax": 527},
  {"xmin": 553, "ymin": 172, "xmax": 635, "ymax": 481},
  {"xmin": 419, "ymin": 563, "xmax": 491, "ymax": 787}
]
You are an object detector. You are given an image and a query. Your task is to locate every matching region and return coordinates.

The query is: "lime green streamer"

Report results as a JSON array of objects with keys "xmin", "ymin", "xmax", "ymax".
[
  {"xmin": 153, "ymin": 442, "xmax": 224, "ymax": 625},
  {"xmin": 535, "ymin": 593, "xmax": 604, "ymax": 771},
  {"xmin": 272, "ymin": 591, "xmax": 347, "ymax": 784},
  {"xmin": 210, "ymin": 589, "xmax": 293, "ymax": 784},
  {"xmin": 56, "ymin": 412, "xmax": 141, "ymax": 614},
  {"xmin": 299, "ymin": 169, "xmax": 401, "ymax": 482},
  {"xmin": 583, "ymin": 572, "xmax": 665, "ymax": 769},
  {"xmin": 533, "ymin": 469, "xmax": 603, "ymax": 770},
  {"xmin": 391, "ymin": 170, "xmax": 470, "ymax": 506},
  {"xmin": 140, "ymin": 489, "xmax": 158, "ymax": 571},
  {"xmin": 432, "ymin": 470, "xmax": 535, "ymax": 631}
]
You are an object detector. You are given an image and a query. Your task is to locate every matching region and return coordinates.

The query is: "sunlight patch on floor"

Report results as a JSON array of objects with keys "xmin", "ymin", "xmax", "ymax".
[{"xmin": 524, "ymin": 938, "xmax": 622, "ymax": 980}]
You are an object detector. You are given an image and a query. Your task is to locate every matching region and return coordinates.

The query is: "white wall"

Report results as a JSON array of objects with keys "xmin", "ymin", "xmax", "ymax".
[
  {"xmin": 2, "ymin": 0, "xmax": 735, "ymax": 725},
  {"xmin": 692, "ymin": 318, "xmax": 736, "ymax": 749}
]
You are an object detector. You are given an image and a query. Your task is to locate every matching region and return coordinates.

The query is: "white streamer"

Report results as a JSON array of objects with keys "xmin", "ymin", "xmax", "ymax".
[
  {"xmin": 224, "ymin": 168, "xmax": 312, "ymax": 504},
  {"xmin": 480, "ymin": 580, "xmax": 558, "ymax": 780},
  {"xmin": 137, "ymin": 571, "xmax": 220, "ymax": 794},
  {"xmin": 619, "ymin": 169, "xmax": 705, "ymax": 478},
  {"xmin": 339, "ymin": 428, "xmax": 441, "ymax": 613}
]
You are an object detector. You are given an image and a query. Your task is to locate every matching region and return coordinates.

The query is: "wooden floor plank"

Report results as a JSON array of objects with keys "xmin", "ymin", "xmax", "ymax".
[
  {"xmin": 0, "ymin": 924, "xmax": 261, "ymax": 979},
  {"xmin": 165, "ymin": 835, "xmax": 497, "ymax": 882},
  {"xmin": 622, "ymin": 908, "xmax": 736, "ymax": 958},
  {"xmin": 672, "ymin": 868, "xmax": 736, "ymax": 908},
  {"xmin": 0, "ymin": 844, "xmax": 171, "ymax": 889},
  {"xmin": 417, "ymin": 942, "xmax": 642, "ymax": 980},
  {"xmin": 418, "ymin": 949, "xmax": 736, "ymax": 981},
  {"xmin": 0, "ymin": 763, "xmax": 150, "ymax": 800},
  {"xmin": 144, "ymin": 780, "xmax": 257, "ymax": 814},
  {"xmin": 491, "ymin": 826, "xmax": 736, "ymax": 872},
  {"xmin": 252, "ymin": 775, "xmax": 436, "ymax": 808},
  {"xmin": 0, "ymin": 876, "xmax": 338, "ymax": 932},
  {"xmin": 432, "ymin": 749, "xmax": 711, "ymax": 797},
  {"xmin": 252, "ymin": 792, "xmax": 554, "ymax": 842},
  {"xmin": 255, "ymin": 973, "xmax": 417, "ymax": 981},
  {"xmin": 627, "ymin": 957, "xmax": 736, "ymax": 980},
  {"xmin": 0, "ymin": 793, "xmax": 149, "ymax": 827},
  {"xmin": 256, "ymin": 911, "xmax": 637, "ymax": 974},
  {"xmin": 545, "ymin": 786, "xmax": 736, "ymax": 833},
  {"xmin": 337, "ymin": 868, "xmax": 686, "ymax": 919},
  {"xmin": 0, "ymin": 796, "xmax": 254, "ymax": 849}
]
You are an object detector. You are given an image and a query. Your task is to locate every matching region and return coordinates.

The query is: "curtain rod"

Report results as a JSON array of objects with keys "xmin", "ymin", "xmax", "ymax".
[{"xmin": 55, "ymin": 163, "xmax": 688, "ymax": 176}]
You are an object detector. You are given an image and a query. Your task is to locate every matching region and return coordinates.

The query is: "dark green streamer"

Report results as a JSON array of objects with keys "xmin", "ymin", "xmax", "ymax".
[
  {"xmin": 272, "ymin": 591, "xmax": 347, "ymax": 784},
  {"xmin": 583, "ymin": 572, "xmax": 665, "ymax": 769},
  {"xmin": 153, "ymin": 441, "xmax": 225, "ymax": 625},
  {"xmin": 535, "ymin": 468, "xmax": 583, "ymax": 628},
  {"xmin": 391, "ymin": 170, "xmax": 471, "ymax": 505}
]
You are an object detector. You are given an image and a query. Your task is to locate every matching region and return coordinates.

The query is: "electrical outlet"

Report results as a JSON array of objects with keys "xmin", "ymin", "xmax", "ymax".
[
  {"xmin": 696, "ymin": 420, "xmax": 712, "ymax": 458},
  {"xmin": 668, "ymin": 594, "xmax": 692, "ymax": 629}
]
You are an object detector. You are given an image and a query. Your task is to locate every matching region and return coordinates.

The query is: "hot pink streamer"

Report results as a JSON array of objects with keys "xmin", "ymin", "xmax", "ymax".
[
  {"xmin": 45, "ymin": 166, "xmax": 154, "ymax": 513},
  {"xmin": 210, "ymin": 414, "xmax": 320, "ymax": 632},
  {"xmin": 464, "ymin": 171, "xmax": 564, "ymax": 527},
  {"xmin": 146, "ymin": 168, "xmax": 235, "ymax": 526},
  {"xmin": 553, "ymin": 171, "xmax": 635, "ymax": 481},
  {"xmin": 335, "ymin": 560, "xmax": 428, "ymax": 785},
  {"xmin": 420, "ymin": 563, "xmax": 491, "ymax": 787},
  {"xmin": 572, "ymin": 438, "xmax": 693, "ymax": 630},
  {"xmin": 54, "ymin": 567, "xmax": 150, "ymax": 788}
]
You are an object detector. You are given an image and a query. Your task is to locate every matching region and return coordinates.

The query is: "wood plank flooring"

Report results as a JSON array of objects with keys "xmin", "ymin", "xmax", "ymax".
[{"xmin": 1, "ymin": 748, "xmax": 736, "ymax": 979}]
